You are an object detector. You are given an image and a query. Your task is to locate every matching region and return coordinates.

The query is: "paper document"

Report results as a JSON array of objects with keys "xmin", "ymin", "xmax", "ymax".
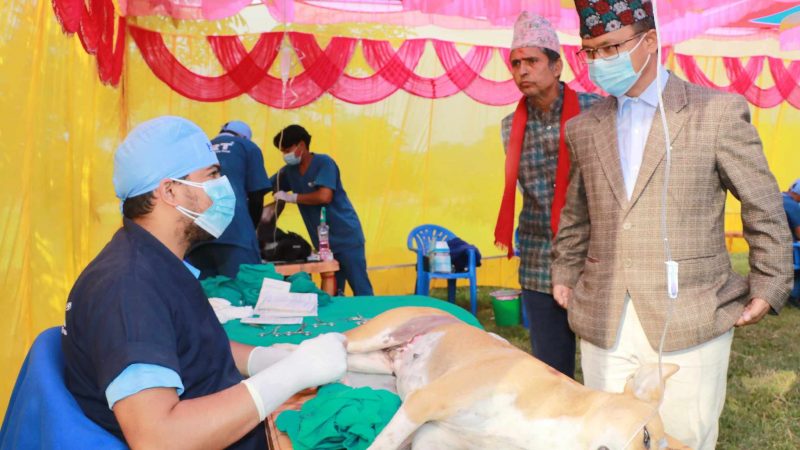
[
  {"xmin": 256, "ymin": 291, "xmax": 318, "ymax": 317},
  {"xmin": 254, "ymin": 279, "xmax": 292, "ymax": 311},
  {"xmin": 253, "ymin": 277, "xmax": 318, "ymax": 324},
  {"xmin": 240, "ymin": 316, "xmax": 304, "ymax": 325}
]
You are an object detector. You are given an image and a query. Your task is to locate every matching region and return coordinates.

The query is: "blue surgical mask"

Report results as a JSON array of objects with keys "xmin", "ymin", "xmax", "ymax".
[
  {"xmin": 171, "ymin": 176, "xmax": 236, "ymax": 238},
  {"xmin": 283, "ymin": 151, "xmax": 301, "ymax": 166},
  {"xmin": 588, "ymin": 34, "xmax": 651, "ymax": 97}
]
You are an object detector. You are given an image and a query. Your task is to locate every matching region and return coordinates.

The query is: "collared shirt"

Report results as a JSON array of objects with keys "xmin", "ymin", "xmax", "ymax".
[
  {"xmin": 501, "ymin": 83, "xmax": 601, "ymax": 292},
  {"xmin": 616, "ymin": 66, "xmax": 670, "ymax": 199}
]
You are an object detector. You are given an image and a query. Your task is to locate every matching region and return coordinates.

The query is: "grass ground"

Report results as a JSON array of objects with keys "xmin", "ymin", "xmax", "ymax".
[{"xmin": 429, "ymin": 253, "xmax": 799, "ymax": 449}]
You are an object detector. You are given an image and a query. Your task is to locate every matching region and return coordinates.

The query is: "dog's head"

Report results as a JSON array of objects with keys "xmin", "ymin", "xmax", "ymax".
[{"xmin": 583, "ymin": 363, "xmax": 687, "ymax": 450}]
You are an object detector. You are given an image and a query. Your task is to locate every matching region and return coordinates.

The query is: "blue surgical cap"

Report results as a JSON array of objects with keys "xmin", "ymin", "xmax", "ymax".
[
  {"xmin": 220, "ymin": 120, "xmax": 252, "ymax": 140},
  {"xmin": 791, "ymin": 179, "xmax": 800, "ymax": 196},
  {"xmin": 113, "ymin": 116, "xmax": 218, "ymax": 201}
]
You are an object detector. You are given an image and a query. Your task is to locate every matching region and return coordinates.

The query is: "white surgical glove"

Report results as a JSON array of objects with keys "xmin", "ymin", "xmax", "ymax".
[
  {"xmin": 247, "ymin": 344, "xmax": 298, "ymax": 376},
  {"xmin": 242, "ymin": 333, "xmax": 347, "ymax": 420},
  {"xmin": 274, "ymin": 191, "xmax": 298, "ymax": 203}
]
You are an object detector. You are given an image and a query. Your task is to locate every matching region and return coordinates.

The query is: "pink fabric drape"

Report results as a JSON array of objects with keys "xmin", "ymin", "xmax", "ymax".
[
  {"xmin": 123, "ymin": 0, "xmax": 576, "ymax": 25},
  {"xmin": 780, "ymin": 25, "xmax": 800, "ymax": 51},
  {"xmin": 129, "ymin": 28, "xmax": 800, "ymax": 108},
  {"xmin": 56, "ymin": 0, "xmax": 800, "ymax": 107},
  {"xmin": 130, "ymin": 29, "xmax": 533, "ymax": 107},
  {"xmin": 123, "ymin": 0, "xmax": 777, "ymax": 42},
  {"xmin": 128, "ymin": 28, "xmax": 800, "ymax": 109},
  {"xmin": 768, "ymin": 57, "xmax": 800, "ymax": 106},
  {"xmin": 675, "ymin": 54, "xmax": 800, "ymax": 109},
  {"xmin": 122, "ymin": 0, "xmax": 255, "ymax": 20},
  {"xmin": 658, "ymin": 0, "xmax": 771, "ymax": 46},
  {"xmin": 52, "ymin": 0, "xmax": 125, "ymax": 85}
]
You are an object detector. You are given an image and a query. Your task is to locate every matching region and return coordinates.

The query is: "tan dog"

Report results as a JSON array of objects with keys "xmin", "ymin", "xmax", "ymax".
[{"xmin": 345, "ymin": 307, "xmax": 690, "ymax": 450}]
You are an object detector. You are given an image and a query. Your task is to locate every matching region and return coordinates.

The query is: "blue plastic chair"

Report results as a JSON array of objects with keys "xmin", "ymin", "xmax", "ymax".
[
  {"xmin": 793, "ymin": 242, "xmax": 800, "ymax": 271},
  {"xmin": 0, "ymin": 327, "xmax": 127, "ymax": 450},
  {"xmin": 408, "ymin": 225, "xmax": 478, "ymax": 315}
]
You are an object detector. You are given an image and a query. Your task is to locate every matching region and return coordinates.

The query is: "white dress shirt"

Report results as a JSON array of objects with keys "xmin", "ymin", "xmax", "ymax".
[{"xmin": 616, "ymin": 66, "xmax": 670, "ymax": 199}]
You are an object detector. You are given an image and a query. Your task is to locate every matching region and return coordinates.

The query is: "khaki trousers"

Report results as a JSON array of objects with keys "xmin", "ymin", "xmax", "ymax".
[{"xmin": 580, "ymin": 298, "xmax": 733, "ymax": 450}]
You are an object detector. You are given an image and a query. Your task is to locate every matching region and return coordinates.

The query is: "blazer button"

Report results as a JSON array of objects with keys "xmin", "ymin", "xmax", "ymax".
[
  {"xmin": 624, "ymin": 258, "xmax": 632, "ymax": 268},
  {"xmin": 623, "ymin": 222, "xmax": 632, "ymax": 230}
]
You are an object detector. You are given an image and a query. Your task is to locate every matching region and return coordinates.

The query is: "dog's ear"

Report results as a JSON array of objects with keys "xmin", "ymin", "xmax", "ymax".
[{"xmin": 623, "ymin": 363, "xmax": 679, "ymax": 403}]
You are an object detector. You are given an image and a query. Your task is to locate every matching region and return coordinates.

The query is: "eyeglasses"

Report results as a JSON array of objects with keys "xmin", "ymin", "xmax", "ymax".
[{"xmin": 576, "ymin": 33, "xmax": 646, "ymax": 63}]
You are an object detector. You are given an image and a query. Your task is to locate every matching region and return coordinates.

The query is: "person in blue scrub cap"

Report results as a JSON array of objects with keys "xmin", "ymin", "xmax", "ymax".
[
  {"xmin": 62, "ymin": 116, "xmax": 348, "ymax": 449},
  {"xmin": 272, "ymin": 124, "xmax": 374, "ymax": 296},
  {"xmin": 186, "ymin": 120, "xmax": 272, "ymax": 279}
]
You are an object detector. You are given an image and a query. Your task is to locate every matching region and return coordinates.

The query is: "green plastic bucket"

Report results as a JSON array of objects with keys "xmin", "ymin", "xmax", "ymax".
[{"xmin": 490, "ymin": 289, "xmax": 521, "ymax": 327}]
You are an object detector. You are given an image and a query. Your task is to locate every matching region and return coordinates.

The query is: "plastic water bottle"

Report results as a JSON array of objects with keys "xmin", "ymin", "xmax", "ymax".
[
  {"xmin": 432, "ymin": 241, "xmax": 452, "ymax": 273},
  {"xmin": 317, "ymin": 207, "xmax": 333, "ymax": 261}
]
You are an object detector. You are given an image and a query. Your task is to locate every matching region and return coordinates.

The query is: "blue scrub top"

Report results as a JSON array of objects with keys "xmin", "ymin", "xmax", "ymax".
[
  {"xmin": 61, "ymin": 218, "xmax": 265, "ymax": 448},
  {"xmin": 272, "ymin": 153, "xmax": 365, "ymax": 252},
  {"xmin": 196, "ymin": 134, "xmax": 271, "ymax": 251},
  {"xmin": 784, "ymin": 193, "xmax": 800, "ymax": 241}
]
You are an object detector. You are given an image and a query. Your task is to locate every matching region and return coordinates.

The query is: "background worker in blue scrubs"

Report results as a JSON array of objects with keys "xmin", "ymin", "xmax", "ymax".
[
  {"xmin": 186, "ymin": 120, "xmax": 271, "ymax": 279},
  {"xmin": 271, "ymin": 124, "xmax": 374, "ymax": 296},
  {"xmin": 62, "ymin": 116, "xmax": 348, "ymax": 449}
]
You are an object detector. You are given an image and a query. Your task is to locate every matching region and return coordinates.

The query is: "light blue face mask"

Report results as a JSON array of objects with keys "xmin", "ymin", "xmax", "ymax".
[
  {"xmin": 588, "ymin": 34, "xmax": 651, "ymax": 97},
  {"xmin": 283, "ymin": 150, "xmax": 301, "ymax": 166},
  {"xmin": 171, "ymin": 176, "xmax": 236, "ymax": 238}
]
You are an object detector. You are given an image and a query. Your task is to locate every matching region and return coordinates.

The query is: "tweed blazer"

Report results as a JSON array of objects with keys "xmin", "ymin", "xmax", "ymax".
[{"xmin": 551, "ymin": 75, "xmax": 793, "ymax": 352}]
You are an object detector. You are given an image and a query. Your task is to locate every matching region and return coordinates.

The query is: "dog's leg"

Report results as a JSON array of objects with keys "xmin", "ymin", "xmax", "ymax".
[
  {"xmin": 346, "ymin": 308, "xmax": 457, "ymax": 353},
  {"xmin": 412, "ymin": 423, "xmax": 464, "ymax": 450},
  {"xmin": 369, "ymin": 378, "xmax": 460, "ymax": 450},
  {"xmin": 367, "ymin": 406, "xmax": 421, "ymax": 450},
  {"xmin": 347, "ymin": 351, "xmax": 393, "ymax": 374}
]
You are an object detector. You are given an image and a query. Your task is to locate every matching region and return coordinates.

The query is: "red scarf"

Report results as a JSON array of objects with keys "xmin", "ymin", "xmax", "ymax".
[{"xmin": 494, "ymin": 84, "xmax": 581, "ymax": 258}]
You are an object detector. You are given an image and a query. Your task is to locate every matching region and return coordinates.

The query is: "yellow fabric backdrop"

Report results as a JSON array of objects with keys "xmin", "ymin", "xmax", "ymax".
[{"xmin": 1, "ymin": 0, "xmax": 799, "ymax": 416}]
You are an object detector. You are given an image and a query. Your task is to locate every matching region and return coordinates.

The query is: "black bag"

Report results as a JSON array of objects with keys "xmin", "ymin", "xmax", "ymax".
[
  {"xmin": 261, "ymin": 228, "xmax": 312, "ymax": 262},
  {"xmin": 447, "ymin": 237, "xmax": 482, "ymax": 272}
]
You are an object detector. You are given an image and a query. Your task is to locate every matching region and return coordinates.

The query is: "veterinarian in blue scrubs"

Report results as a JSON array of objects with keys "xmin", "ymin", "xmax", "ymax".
[
  {"xmin": 271, "ymin": 124, "xmax": 374, "ymax": 296},
  {"xmin": 61, "ymin": 116, "xmax": 348, "ymax": 449}
]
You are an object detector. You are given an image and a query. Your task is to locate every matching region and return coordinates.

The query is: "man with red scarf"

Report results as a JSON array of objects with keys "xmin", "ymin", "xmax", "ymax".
[{"xmin": 494, "ymin": 12, "xmax": 600, "ymax": 378}]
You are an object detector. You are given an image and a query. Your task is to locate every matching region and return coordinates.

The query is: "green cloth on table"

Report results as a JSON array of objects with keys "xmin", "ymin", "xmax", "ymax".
[
  {"xmin": 200, "ymin": 263, "xmax": 331, "ymax": 307},
  {"xmin": 287, "ymin": 272, "xmax": 331, "ymax": 306},
  {"xmin": 276, "ymin": 384, "xmax": 400, "ymax": 450},
  {"xmin": 200, "ymin": 276, "xmax": 244, "ymax": 306},
  {"xmin": 235, "ymin": 263, "xmax": 283, "ymax": 305},
  {"xmin": 224, "ymin": 295, "xmax": 482, "ymax": 346}
]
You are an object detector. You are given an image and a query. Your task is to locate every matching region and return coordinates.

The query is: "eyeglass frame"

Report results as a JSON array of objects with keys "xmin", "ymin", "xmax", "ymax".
[{"xmin": 575, "ymin": 32, "xmax": 648, "ymax": 63}]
